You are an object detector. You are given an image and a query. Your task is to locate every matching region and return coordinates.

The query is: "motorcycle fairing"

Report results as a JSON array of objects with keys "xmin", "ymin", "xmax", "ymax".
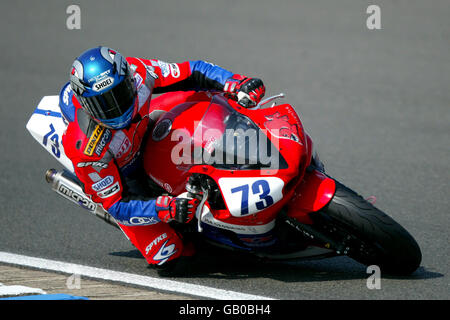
[
  {"xmin": 26, "ymin": 95, "xmax": 74, "ymax": 171},
  {"xmin": 287, "ymin": 169, "xmax": 336, "ymax": 224}
]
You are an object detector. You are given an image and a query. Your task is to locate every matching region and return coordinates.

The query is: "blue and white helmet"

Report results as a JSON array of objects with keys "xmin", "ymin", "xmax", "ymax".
[{"xmin": 70, "ymin": 46, "xmax": 137, "ymax": 129}]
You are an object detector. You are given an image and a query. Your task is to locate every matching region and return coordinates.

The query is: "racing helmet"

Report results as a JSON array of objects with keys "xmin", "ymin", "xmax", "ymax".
[{"xmin": 70, "ymin": 46, "xmax": 137, "ymax": 129}]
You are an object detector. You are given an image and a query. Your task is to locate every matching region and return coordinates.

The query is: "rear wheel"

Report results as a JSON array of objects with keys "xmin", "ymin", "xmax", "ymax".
[{"xmin": 311, "ymin": 181, "xmax": 422, "ymax": 275}]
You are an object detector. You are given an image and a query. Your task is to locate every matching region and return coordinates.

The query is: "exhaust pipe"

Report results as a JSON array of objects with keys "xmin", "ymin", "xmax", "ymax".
[{"xmin": 45, "ymin": 168, "xmax": 119, "ymax": 229}]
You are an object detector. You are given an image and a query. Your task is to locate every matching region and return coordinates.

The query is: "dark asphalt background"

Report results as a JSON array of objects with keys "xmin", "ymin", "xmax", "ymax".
[{"xmin": 0, "ymin": 0, "xmax": 448, "ymax": 299}]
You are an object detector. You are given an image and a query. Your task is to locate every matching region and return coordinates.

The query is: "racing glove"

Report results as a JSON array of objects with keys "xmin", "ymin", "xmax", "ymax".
[
  {"xmin": 224, "ymin": 74, "xmax": 265, "ymax": 108},
  {"xmin": 155, "ymin": 195, "xmax": 199, "ymax": 224}
]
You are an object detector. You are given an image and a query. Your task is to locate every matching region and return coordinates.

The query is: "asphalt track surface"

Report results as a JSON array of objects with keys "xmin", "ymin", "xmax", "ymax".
[{"xmin": 0, "ymin": 0, "xmax": 449, "ymax": 300}]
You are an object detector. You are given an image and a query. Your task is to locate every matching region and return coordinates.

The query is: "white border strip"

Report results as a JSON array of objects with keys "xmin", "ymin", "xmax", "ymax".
[
  {"xmin": 0, "ymin": 283, "xmax": 46, "ymax": 296},
  {"xmin": 0, "ymin": 251, "xmax": 274, "ymax": 300}
]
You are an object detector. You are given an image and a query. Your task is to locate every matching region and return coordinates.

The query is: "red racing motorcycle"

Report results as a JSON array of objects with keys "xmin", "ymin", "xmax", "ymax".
[{"xmin": 28, "ymin": 90, "xmax": 422, "ymax": 275}]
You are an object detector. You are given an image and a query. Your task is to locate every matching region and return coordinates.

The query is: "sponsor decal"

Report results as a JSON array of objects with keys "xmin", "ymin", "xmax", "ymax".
[
  {"xmin": 164, "ymin": 183, "xmax": 173, "ymax": 193},
  {"xmin": 92, "ymin": 77, "xmax": 114, "ymax": 92},
  {"xmin": 145, "ymin": 65, "xmax": 159, "ymax": 79},
  {"xmin": 169, "ymin": 63, "xmax": 180, "ymax": 78},
  {"xmin": 84, "ymin": 124, "xmax": 105, "ymax": 156},
  {"xmin": 94, "ymin": 129, "xmax": 112, "ymax": 156},
  {"xmin": 145, "ymin": 233, "xmax": 168, "ymax": 255},
  {"xmin": 158, "ymin": 60, "xmax": 170, "ymax": 77},
  {"xmin": 116, "ymin": 137, "xmax": 131, "ymax": 158},
  {"xmin": 135, "ymin": 58, "xmax": 159, "ymax": 80},
  {"xmin": 196, "ymin": 202, "xmax": 277, "ymax": 234},
  {"xmin": 58, "ymin": 184, "xmax": 97, "ymax": 212},
  {"xmin": 264, "ymin": 112, "xmax": 300, "ymax": 144},
  {"xmin": 128, "ymin": 216, "xmax": 159, "ymax": 226},
  {"xmin": 87, "ymin": 69, "xmax": 111, "ymax": 83},
  {"xmin": 77, "ymin": 161, "xmax": 109, "ymax": 169},
  {"xmin": 153, "ymin": 240, "xmax": 177, "ymax": 265},
  {"xmin": 148, "ymin": 173, "xmax": 173, "ymax": 193},
  {"xmin": 97, "ymin": 181, "xmax": 120, "ymax": 198},
  {"xmin": 91, "ymin": 175, "xmax": 114, "ymax": 192},
  {"xmin": 62, "ymin": 84, "xmax": 71, "ymax": 105}
]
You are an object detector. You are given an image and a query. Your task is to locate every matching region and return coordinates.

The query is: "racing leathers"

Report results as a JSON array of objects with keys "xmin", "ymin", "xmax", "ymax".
[{"xmin": 60, "ymin": 57, "xmax": 262, "ymax": 268}]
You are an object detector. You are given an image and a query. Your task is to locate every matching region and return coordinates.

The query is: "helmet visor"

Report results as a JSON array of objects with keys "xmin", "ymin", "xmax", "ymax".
[{"xmin": 79, "ymin": 75, "xmax": 136, "ymax": 121}]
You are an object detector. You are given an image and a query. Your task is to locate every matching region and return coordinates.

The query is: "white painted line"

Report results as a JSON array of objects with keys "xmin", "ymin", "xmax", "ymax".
[
  {"xmin": 0, "ymin": 283, "xmax": 46, "ymax": 296},
  {"xmin": 0, "ymin": 251, "xmax": 274, "ymax": 300}
]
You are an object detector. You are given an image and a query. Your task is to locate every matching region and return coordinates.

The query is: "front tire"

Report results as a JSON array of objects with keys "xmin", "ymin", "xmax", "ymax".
[{"xmin": 312, "ymin": 181, "xmax": 422, "ymax": 275}]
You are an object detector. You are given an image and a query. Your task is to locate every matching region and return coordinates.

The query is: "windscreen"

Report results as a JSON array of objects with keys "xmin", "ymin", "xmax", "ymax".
[{"xmin": 193, "ymin": 96, "xmax": 287, "ymax": 170}]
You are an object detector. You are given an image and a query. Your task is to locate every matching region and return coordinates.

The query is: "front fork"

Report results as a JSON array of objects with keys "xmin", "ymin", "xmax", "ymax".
[{"xmin": 281, "ymin": 165, "xmax": 352, "ymax": 252}]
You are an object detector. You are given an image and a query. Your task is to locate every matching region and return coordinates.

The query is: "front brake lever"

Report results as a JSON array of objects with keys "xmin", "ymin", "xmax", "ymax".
[{"xmin": 251, "ymin": 93, "xmax": 286, "ymax": 110}]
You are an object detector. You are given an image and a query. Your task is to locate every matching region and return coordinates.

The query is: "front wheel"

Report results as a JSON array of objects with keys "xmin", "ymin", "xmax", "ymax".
[{"xmin": 311, "ymin": 181, "xmax": 422, "ymax": 275}]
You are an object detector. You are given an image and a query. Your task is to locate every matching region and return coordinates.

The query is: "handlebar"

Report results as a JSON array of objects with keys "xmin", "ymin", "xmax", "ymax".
[{"xmin": 251, "ymin": 93, "xmax": 286, "ymax": 110}]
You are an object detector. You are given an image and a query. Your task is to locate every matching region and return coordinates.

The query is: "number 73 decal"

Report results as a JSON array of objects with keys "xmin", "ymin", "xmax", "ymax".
[
  {"xmin": 43, "ymin": 123, "xmax": 61, "ymax": 158},
  {"xmin": 218, "ymin": 177, "xmax": 284, "ymax": 217}
]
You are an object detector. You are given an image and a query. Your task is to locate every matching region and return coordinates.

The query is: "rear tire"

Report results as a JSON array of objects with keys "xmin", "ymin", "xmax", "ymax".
[{"xmin": 313, "ymin": 181, "xmax": 422, "ymax": 275}]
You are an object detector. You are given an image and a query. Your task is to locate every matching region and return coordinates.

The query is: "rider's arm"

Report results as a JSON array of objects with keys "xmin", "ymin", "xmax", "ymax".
[
  {"xmin": 131, "ymin": 58, "xmax": 233, "ymax": 92},
  {"xmin": 148, "ymin": 59, "xmax": 265, "ymax": 107},
  {"xmin": 60, "ymin": 121, "xmax": 159, "ymax": 226},
  {"xmin": 65, "ymin": 149, "xmax": 160, "ymax": 226},
  {"xmin": 127, "ymin": 57, "xmax": 265, "ymax": 107},
  {"xmin": 63, "ymin": 133, "xmax": 196, "ymax": 226}
]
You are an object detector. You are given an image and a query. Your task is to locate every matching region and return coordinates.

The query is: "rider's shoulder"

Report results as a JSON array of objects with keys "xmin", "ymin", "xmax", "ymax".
[
  {"xmin": 62, "ymin": 104, "xmax": 110, "ymax": 158},
  {"xmin": 126, "ymin": 56, "xmax": 149, "ymax": 71},
  {"xmin": 126, "ymin": 57, "xmax": 159, "ymax": 77},
  {"xmin": 64, "ymin": 121, "xmax": 113, "ymax": 161}
]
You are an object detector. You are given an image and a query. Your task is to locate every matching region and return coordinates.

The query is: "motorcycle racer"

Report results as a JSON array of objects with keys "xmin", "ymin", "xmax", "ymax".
[{"xmin": 59, "ymin": 46, "xmax": 265, "ymax": 275}]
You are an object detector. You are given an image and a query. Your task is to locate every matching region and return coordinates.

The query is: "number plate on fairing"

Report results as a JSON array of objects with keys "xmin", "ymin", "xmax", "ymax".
[
  {"xmin": 218, "ymin": 177, "xmax": 284, "ymax": 217},
  {"xmin": 26, "ymin": 95, "xmax": 74, "ymax": 171}
]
